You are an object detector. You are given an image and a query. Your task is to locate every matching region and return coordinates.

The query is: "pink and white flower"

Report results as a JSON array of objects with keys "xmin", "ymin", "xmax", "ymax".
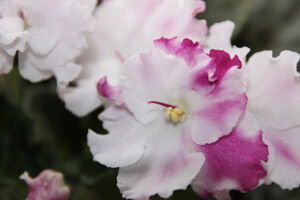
[
  {"xmin": 59, "ymin": 0, "xmax": 208, "ymax": 117},
  {"xmin": 88, "ymin": 38, "xmax": 268, "ymax": 199},
  {"xmin": 246, "ymin": 50, "xmax": 300, "ymax": 190},
  {"xmin": 0, "ymin": 0, "xmax": 96, "ymax": 86},
  {"xmin": 20, "ymin": 169, "xmax": 70, "ymax": 200}
]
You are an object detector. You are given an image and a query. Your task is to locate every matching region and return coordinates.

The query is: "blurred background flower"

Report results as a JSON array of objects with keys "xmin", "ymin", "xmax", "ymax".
[{"xmin": 0, "ymin": 0, "xmax": 299, "ymax": 199}]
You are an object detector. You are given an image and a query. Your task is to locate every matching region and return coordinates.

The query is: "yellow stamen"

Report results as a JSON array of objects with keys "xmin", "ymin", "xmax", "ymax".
[{"xmin": 164, "ymin": 107, "xmax": 186, "ymax": 123}]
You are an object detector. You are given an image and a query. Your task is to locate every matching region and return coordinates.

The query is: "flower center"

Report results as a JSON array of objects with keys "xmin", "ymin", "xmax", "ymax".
[
  {"xmin": 164, "ymin": 107, "xmax": 186, "ymax": 123},
  {"xmin": 148, "ymin": 101, "xmax": 186, "ymax": 123}
]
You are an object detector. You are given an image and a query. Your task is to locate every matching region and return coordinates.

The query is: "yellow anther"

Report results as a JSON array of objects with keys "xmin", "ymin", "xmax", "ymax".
[
  {"xmin": 171, "ymin": 112, "xmax": 179, "ymax": 123},
  {"xmin": 164, "ymin": 110, "xmax": 172, "ymax": 120},
  {"xmin": 164, "ymin": 107, "xmax": 186, "ymax": 123},
  {"xmin": 173, "ymin": 108, "xmax": 183, "ymax": 115},
  {"xmin": 166, "ymin": 107, "xmax": 173, "ymax": 112}
]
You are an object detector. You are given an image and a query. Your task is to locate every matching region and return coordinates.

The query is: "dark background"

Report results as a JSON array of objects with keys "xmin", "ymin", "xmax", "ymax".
[{"xmin": 0, "ymin": 0, "xmax": 299, "ymax": 199}]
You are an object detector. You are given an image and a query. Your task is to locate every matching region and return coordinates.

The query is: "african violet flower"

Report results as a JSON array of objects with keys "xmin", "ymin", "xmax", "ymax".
[
  {"xmin": 88, "ymin": 38, "xmax": 269, "ymax": 199},
  {"xmin": 246, "ymin": 50, "xmax": 300, "ymax": 189},
  {"xmin": 59, "ymin": 0, "xmax": 208, "ymax": 116},
  {"xmin": 0, "ymin": 0, "xmax": 96, "ymax": 86},
  {"xmin": 20, "ymin": 169, "xmax": 70, "ymax": 200}
]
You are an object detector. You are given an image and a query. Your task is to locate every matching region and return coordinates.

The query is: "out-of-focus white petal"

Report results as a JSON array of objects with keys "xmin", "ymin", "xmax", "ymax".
[
  {"xmin": 53, "ymin": 62, "xmax": 82, "ymax": 87},
  {"xmin": 0, "ymin": 15, "xmax": 27, "ymax": 74},
  {"xmin": 142, "ymin": 0, "xmax": 207, "ymax": 43},
  {"xmin": 26, "ymin": 27, "xmax": 60, "ymax": 55},
  {"xmin": 0, "ymin": 49, "xmax": 13, "ymax": 74},
  {"xmin": 18, "ymin": 56, "xmax": 52, "ymax": 82},
  {"xmin": 58, "ymin": 58, "xmax": 121, "ymax": 116},
  {"xmin": 246, "ymin": 50, "xmax": 300, "ymax": 130},
  {"xmin": 16, "ymin": 0, "xmax": 96, "ymax": 84},
  {"xmin": 58, "ymin": 85, "xmax": 103, "ymax": 117},
  {"xmin": 0, "ymin": 16, "xmax": 27, "ymax": 55}
]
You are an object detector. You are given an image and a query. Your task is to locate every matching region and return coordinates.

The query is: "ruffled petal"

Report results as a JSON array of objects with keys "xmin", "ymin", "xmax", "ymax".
[
  {"xmin": 58, "ymin": 85, "xmax": 103, "ymax": 117},
  {"xmin": 18, "ymin": 56, "xmax": 52, "ymax": 82},
  {"xmin": 53, "ymin": 62, "xmax": 82, "ymax": 87},
  {"xmin": 0, "ymin": 16, "xmax": 27, "ymax": 55},
  {"xmin": 192, "ymin": 112, "xmax": 268, "ymax": 199},
  {"xmin": 246, "ymin": 50, "xmax": 300, "ymax": 130},
  {"xmin": 189, "ymin": 50, "xmax": 247, "ymax": 144},
  {"xmin": 26, "ymin": 27, "xmax": 60, "ymax": 55},
  {"xmin": 97, "ymin": 76, "xmax": 124, "ymax": 106},
  {"xmin": 0, "ymin": 49, "xmax": 13, "ymax": 74},
  {"xmin": 154, "ymin": 37, "xmax": 207, "ymax": 67},
  {"xmin": 142, "ymin": 0, "xmax": 207, "ymax": 43},
  {"xmin": 117, "ymin": 122, "xmax": 205, "ymax": 199},
  {"xmin": 203, "ymin": 20, "xmax": 250, "ymax": 65},
  {"xmin": 88, "ymin": 106, "xmax": 146, "ymax": 168}
]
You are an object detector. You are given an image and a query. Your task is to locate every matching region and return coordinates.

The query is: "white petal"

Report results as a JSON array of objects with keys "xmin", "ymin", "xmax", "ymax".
[
  {"xmin": 246, "ymin": 50, "xmax": 300, "ymax": 130},
  {"xmin": 58, "ymin": 85, "xmax": 103, "ymax": 117},
  {"xmin": 53, "ymin": 62, "xmax": 82, "ymax": 87},
  {"xmin": 60, "ymin": 57, "xmax": 121, "ymax": 116},
  {"xmin": 88, "ymin": 106, "xmax": 146, "ymax": 168},
  {"xmin": 26, "ymin": 27, "xmax": 60, "ymax": 55},
  {"xmin": 0, "ymin": 16, "xmax": 27, "ymax": 55},
  {"xmin": 142, "ymin": 0, "xmax": 207, "ymax": 43},
  {"xmin": 0, "ymin": 49, "xmax": 13, "ymax": 74},
  {"xmin": 18, "ymin": 55, "xmax": 52, "ymax": 82}
]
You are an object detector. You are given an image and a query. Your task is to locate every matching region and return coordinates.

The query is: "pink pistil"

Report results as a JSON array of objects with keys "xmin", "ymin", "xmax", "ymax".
[{"xmin": 147, "ymin": 101, "xmax": 178, "ymax": 109}]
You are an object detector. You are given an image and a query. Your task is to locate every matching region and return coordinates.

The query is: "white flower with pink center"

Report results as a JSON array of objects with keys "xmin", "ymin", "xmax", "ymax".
[
  {"xmin": 88, "ymin": 38, "xmax": 269, "ymax": 199},
  {"xmin": 59, "ymin": 0, "xmax": 208, "ymax": 117},
  {"xmin": 246, "ymin": 50, "xmax": 300, "ymax": 190},
  {"xmin": 20, "ymin": 169, "xmax": 70, "ymax": 200}
]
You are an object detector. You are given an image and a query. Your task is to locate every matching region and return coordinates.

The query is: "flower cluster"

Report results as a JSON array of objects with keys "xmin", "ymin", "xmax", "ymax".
[
  {"xmin": 0, "ymin": 0, "xmax": 96, "ymax": 86},
  {"xmin": 1, "ymin": 0, "xmax": 299, "ymax": 199}
]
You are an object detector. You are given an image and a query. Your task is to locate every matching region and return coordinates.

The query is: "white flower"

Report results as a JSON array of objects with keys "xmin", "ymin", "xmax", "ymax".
[{"xmin": 88, "ymin": 38, "xmax": 268, "ymax": 199}]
